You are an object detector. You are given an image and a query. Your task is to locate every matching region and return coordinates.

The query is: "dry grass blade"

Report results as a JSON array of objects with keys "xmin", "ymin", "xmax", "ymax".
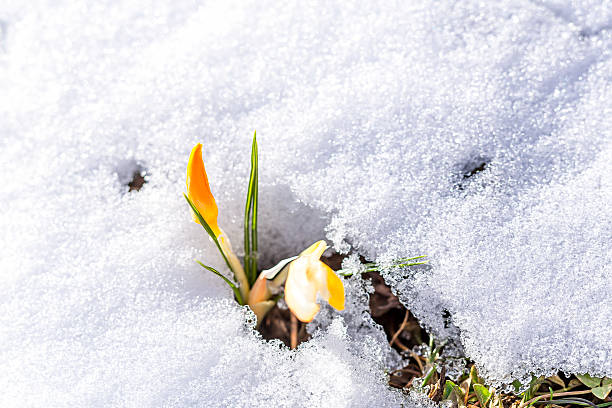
[{"xmin": 389, "ymin": 310, "xmax": 410, "ymax": 346}]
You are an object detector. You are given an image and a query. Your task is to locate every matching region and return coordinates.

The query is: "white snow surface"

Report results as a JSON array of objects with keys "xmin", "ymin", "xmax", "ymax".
[{"xmin": 0, "ymin": 0, "xmax": 611, "ymax": 405}]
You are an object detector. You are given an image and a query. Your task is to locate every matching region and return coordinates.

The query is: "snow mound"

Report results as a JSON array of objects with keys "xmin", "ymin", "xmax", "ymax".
[{"xmin": 0, "ymin": 0, "xmax": 610, "ymax": 404}]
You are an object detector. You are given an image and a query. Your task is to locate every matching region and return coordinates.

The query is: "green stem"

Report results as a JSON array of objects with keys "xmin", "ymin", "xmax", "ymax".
[{"xmin": 184, "ymin": 194, "xmax": 234, "ymax": 273}]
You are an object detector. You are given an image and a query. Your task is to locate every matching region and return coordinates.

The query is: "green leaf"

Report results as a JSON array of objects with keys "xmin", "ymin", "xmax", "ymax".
[
  {"xmin": 577, "ymin": 373, "xmax": 603, "ymax": 389},
  {"xmin": 184, "ymin": 194, "xmax": 234, "ymax": 275},
  {"xmin": 448, "ymin": 381, "xmax": 466, "ymax": 408},
  {"xmin": 443, "ymin": 380, "xmax": 456, "ymax": 400},
  {"xmin": 513, "ymin": 379, "xmax": 523, "ymax": 393},
  {"xmin": 592, "ymin": 382, "xmax": 612, "ymax": 400},
  {"xmin": 469, "ymin": 365, "xmax": 482, "ymax": 385},
  {"xmin": 244, "ymin": 131, "xmax": 258, "ymax": 285},
  {"xmin": 523, "ymin": 376, "xmax": 545, "ymax": 401},
  {"xmin": 442, "ymin": 380, "xmax": 464, "ymax": 399},
  {"xmin": 197, "ymin": 261, "xmax": 244, "ymax": 305},
  {"xmin": 473, "ymin": 384, "xmax": 491, "ymax": 406}
]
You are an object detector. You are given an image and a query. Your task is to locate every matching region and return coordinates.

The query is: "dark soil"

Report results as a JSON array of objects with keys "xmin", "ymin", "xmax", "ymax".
[{"xmin": 128, "ymin": 172, "xmax": 146, "ymax": 191}]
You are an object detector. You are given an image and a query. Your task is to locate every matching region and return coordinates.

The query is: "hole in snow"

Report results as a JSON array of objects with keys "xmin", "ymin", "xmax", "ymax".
[
  {"xmin": 258, "ymin": 300, "xmax": 311, "ymax": 348},
  {"xmin": 128, "ymin": 172, "xmax": 147, "ymax": 192},
  {"xmin": 364, "ymin": 270, "xmax": 430, "ymax": 352},
  {"xmin": 455, "ymin": 156, "xmax": 490, "ymax": 191},
  {"xmin": 578, "ymin": 26, "xmax": 609, "ymax": 40},
  {"xmin": 441, "ymin": 309, "xmax": 452, "ymax": 329},
  {"xmin": 115, "ymin": 159, "xmax": 148, "ymax": 192},
  {"xmin": 257, "ymin": 250, "xmax": 433, "ymax": 360}
]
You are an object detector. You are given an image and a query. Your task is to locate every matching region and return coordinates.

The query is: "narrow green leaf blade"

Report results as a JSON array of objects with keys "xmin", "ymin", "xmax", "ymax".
[
  {"xmin": 243, "ymin": 162, "xmax": 254, "ymax": 283},
  {"xmin": 243, "ymin": 131, "xmax": 259, "ymax": 286},
  {"xmin": 184, "ymin": 193, "xmax": 217, "ymax": 242},
  {"xmin": 421, "ymin": 365, "xmax": 436, "ymax": 386},
  {"xmin": 184, "ymin": 193, "xmax": 234, "ymax": 275},
  {"xmin": 197, "ymin": 261, "xmax": 244, "ymax": 305},
  {"xmin": 250, "ymin": 131, "xmax": 259, "ymax": 281}
]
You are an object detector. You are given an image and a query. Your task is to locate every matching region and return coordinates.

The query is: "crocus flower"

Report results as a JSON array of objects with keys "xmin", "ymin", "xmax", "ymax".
[
  {"xmin": 284, "ymin": 241, "xmax": 345, "ymax": 322},
  {"xmin": 248, "ymin": 256, "xmax": 296, "ymax": 324},
  {"xmin": 186, "ymin": 143, "xmax": 221, "ymax": 236},
  {"xmin": 187, "ymin": 143, "xmax": 250, "ymax": 301}
]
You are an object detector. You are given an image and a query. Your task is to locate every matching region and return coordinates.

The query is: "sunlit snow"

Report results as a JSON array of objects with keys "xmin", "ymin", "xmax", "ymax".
[{"xmin": 0, "ymin": 0, "xmax": 610, "ymax": 406}]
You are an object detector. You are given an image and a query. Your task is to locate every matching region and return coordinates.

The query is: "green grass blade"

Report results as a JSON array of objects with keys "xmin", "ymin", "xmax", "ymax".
[
  {"xmin": 197, "ymin": 261, "xmax": 244, "ymax": 305},
  {"xmin": 421, "ymin": 365, "xmax": 437, "ymax": 386},
  {"xmin": 362, "ymin": 255, "xmax": 428, "ymax": 268},
  {"xmin": 244, "ymin": 132, "xmax": 258, "ymax": 286},
  {"xmin": 184, "ymin": 193, "xmax": 234, "ymax": 275},
  {"xmin": 250, "ymin": 132, "xmax": 258, "ymax": 282},
  {"xmin": 243, "ymin": 141, "xmax": 254, "ymax": 284},
  {"xmin": 396, "ymin": 255, "xmax": 428, "ymax": 262}
]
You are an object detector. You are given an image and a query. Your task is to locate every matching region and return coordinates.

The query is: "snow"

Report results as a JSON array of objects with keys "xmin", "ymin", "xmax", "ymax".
[{"xmin": 0, "ymin": 0, "xmax": 610, "ymax": 405}]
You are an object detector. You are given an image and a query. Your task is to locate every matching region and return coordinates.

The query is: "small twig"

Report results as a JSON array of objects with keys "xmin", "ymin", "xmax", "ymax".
[
  {"xmin": 389, "ymin": 310, "xmax": 410, "ymax": 346},
  {"xmin": 521, "ymin": 390, "xmax": 593, "ymax": 408},
  {"xmin": 410, "ymin": 351, "xmax": 425, "ymax": 374},
  {"xmin": 391, "ymin": 367, "xmax": 423, "ymax": 377},
  {"xmin": 290, "ymin": 313, "xmax": 298, "ymax": 349},
  {"xmin": 394, "ymin": 339, "xmax": 410, "ymax": 351}
]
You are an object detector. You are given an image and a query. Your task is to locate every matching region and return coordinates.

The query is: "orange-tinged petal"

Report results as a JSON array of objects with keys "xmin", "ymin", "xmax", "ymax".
[
  {"xmin": 306, "ymin": 258, "xmax": 331, "ymax": 296},
  {"xmin": 299, "ymin": 240, "xmax": 328, "ymax": 258},
  {"xmin": 325, "ymin": 267, "xmax": 345, "ymax": 311},
  {"xmin": 248, "ymin": 274, "xmax": 271, "ymax": 307},
  {"xmin": 250, "ymin": 300, "xmax": 276, "ymax": 326},
  {"xmin": 186, "ymin": 143, "xmax": 221, "ymax": 236},
  {"xmin": 285, "ymin": 257, "xmax": 320, "ymax": 322}
]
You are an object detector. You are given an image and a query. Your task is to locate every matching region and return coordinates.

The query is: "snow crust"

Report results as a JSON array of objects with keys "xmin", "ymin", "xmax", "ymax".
[{"xmin": 0, "ymin": 0, "xmax": 610, "ymax": 405}]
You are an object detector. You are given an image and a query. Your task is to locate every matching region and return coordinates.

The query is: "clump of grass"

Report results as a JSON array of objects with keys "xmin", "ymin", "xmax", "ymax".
[
  {"xmin": 368, "ymin": 270, "xmax": 610, "ymax": 408},
  {"xmin": 395, "ymin": 337, "xmax": 612, "ymax": 408}
]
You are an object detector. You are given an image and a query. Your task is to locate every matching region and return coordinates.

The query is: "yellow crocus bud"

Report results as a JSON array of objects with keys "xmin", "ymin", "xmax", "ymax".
[
  {"xmin": 186, "ymin": 143, "xmax": 221, "ymax": 237},
  {"xmin": 186, "ymin": 143, "xmax": 249, "ymax": 301}
]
